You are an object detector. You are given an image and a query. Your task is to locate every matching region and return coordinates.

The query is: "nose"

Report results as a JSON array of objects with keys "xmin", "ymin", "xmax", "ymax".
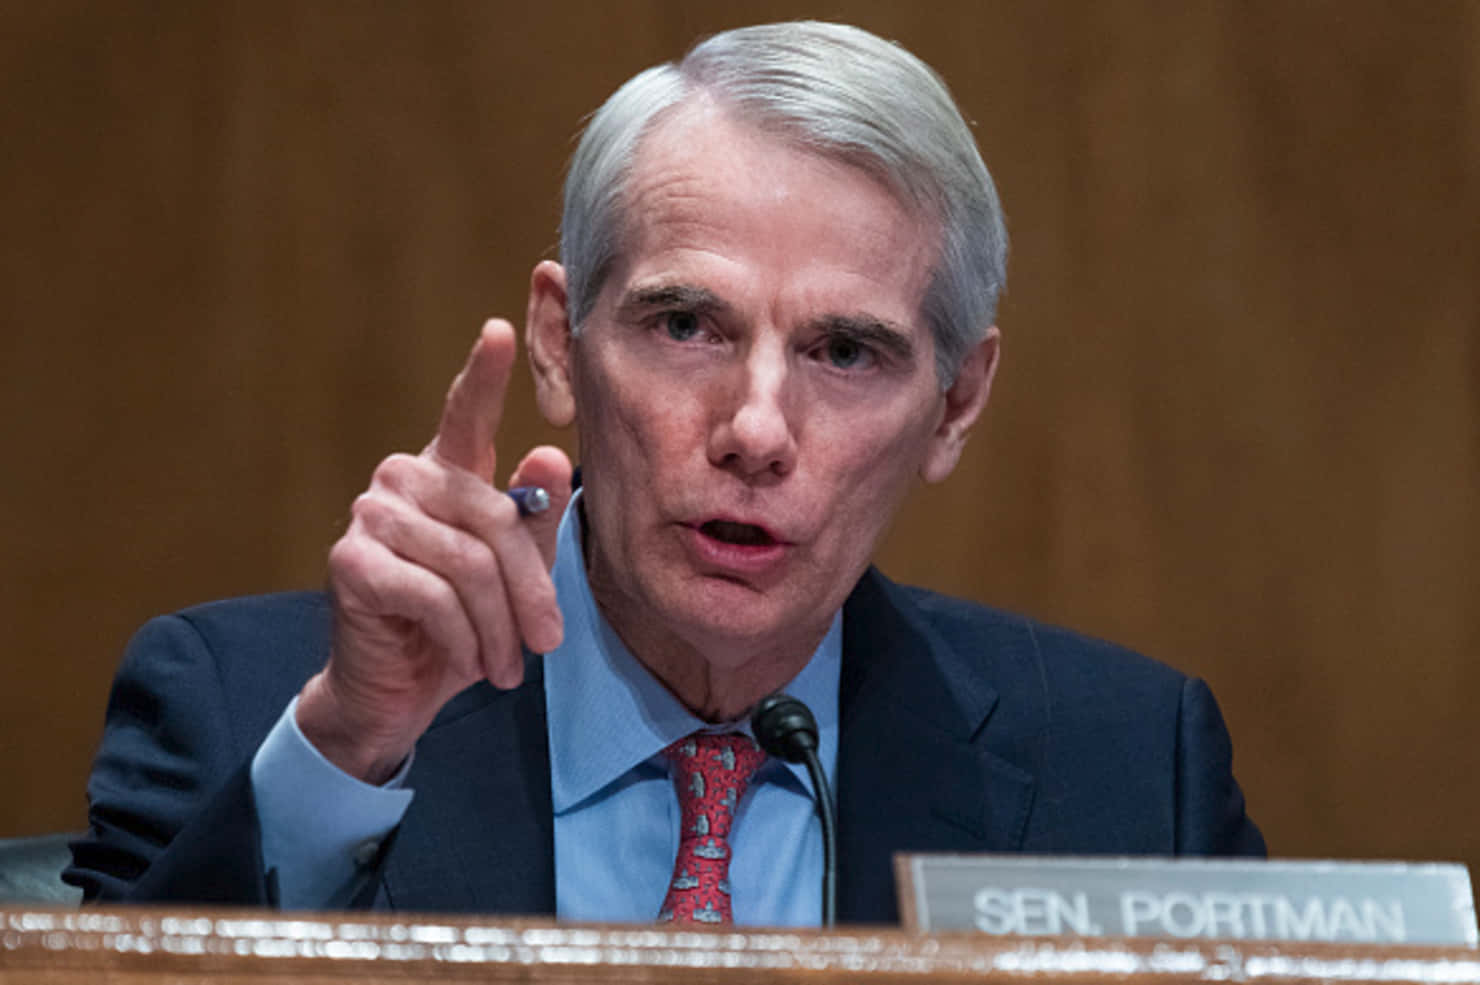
[{"xmin": 708, "ymin": 340, "xmax": 797, "ymax": 481}]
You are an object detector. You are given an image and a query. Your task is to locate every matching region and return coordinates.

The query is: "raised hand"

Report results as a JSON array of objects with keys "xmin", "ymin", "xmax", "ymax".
[{"xmin": 296, "ymin": 319, "xmax": 574, "ymax": 783}]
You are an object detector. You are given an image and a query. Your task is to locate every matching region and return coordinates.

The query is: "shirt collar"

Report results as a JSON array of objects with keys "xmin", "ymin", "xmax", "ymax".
[{"xmin": 545, "ymin": 490, "xmax": 841, "ymax": 813}]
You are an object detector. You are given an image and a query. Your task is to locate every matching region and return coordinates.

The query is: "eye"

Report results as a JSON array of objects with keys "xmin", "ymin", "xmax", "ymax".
[
  {"xmin": 821, "ymin": 335, "xmax": 875, "ymax": 370},
  {"xmin": 662, "ymin": 311, "xmax": 701, "ymax": 342}
]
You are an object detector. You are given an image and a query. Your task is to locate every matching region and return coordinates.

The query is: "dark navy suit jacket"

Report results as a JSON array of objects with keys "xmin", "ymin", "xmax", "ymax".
[{"xmin": 66, "ymin": 568, "xmax": 1264, "ymax": 922}]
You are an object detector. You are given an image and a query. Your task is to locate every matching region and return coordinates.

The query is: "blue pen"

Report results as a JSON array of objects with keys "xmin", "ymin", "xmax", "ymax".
[{"xmin": 507, "ymin": 485, "xmax": 551, "ymax": 517}]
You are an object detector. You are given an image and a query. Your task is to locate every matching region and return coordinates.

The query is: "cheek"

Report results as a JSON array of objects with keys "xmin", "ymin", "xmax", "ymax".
[
  {"xmin": 613, "ymin": 381, "xmax": 697, "ymax": 467},
  {"xmin": 576, "ymin": 355, "xmax": 705, "ymax": 491},
  {"xmin": 816, "ymin": 404, "xmax": 933, "ymax": 500}
]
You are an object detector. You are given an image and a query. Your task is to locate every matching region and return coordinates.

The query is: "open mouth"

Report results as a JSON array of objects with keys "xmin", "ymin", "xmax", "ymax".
[{"xmin": 700, "ymin": 520, "xmax": 777, "ymax": 547}]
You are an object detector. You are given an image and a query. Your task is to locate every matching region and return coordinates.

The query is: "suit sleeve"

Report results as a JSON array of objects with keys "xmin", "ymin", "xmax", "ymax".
[
  {"xmin": 65, "ymin": 612, "xmax": 275, "ymax": 903},
  {"xmin": 251, "ymin": 697, "xmax": 412, "ymax": 907},
  {"xmin": 1173, "ymin": 677, "xmax": 1266, "ymax": 856}
]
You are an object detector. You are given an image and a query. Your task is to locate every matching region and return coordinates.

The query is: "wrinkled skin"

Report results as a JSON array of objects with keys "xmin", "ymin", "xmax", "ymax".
[{"xmin": 528, "ymin": 99, "xmax": 1000, "ymax": 721}]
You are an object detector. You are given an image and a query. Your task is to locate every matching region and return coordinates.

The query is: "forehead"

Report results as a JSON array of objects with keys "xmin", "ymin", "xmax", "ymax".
[{"xmin": 610, "ymin": 99, "xmax": 939, "ymax": 324}]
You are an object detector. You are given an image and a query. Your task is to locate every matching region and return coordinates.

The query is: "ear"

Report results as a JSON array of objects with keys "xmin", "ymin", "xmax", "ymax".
[
  {"xmin": 920, "ymin": 327, "xmax": 1000, "ymax": 484},
  {"xmin": 526, "ymin": 260, "xmax": 577, "ymax": 428}
]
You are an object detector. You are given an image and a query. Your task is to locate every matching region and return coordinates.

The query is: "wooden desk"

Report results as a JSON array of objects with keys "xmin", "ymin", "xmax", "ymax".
[{"xmin": 3, "ymin": 905, "xmax": 1478, "ymax": 984}]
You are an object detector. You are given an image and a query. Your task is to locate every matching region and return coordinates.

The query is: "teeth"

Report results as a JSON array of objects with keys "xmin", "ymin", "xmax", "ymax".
[{"xmin": 703, "ymin": 521, "xmax": 772, "ymax": 546}]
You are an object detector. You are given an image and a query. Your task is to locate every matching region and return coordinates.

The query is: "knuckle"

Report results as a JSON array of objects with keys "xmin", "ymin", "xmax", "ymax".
[
  {"xmin": 371, "ymin": 452, "xmax": 420, "ymax": 491},
  {"xmin": 350, "ymin": 492, "xmax": 397, "ymax": 533},
  {"xmin": 402, "ymin": 571, "xmax": 459, "ymax": 627},
  {"xmin": 349, "ymin": 490, "xmax": 377, "ymax": 518},
  {"xmin": 446, "ymin": 536, "xmax": 498, "ymax": 583},
  {"xmin": 424, "ymin": 579, "xmax": 464, "ymax": 624},
  {"xmin": 328, "ymin": 534, "xmax": 368, "ymax": 572},
  {"xmin": 328, "ymin": 536, "xmax": 382, "ymax": 593}
]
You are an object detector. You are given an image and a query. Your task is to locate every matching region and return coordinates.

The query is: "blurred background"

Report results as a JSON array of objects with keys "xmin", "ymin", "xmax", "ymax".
[{"xmin": 2, "ymin": 2, "xmax": 1476, "ymax": 877}]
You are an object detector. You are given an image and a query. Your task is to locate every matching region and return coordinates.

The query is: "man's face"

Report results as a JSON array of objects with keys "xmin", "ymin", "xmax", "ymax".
[{"xmin": 531, "ymin": 99, "xmax": 995, "ymax": 687}]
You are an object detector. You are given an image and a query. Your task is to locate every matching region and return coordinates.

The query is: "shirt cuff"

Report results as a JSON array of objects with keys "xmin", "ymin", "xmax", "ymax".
[{"xmin": 250, "ymin": 695, "xmax": 415, "ymax": 909}]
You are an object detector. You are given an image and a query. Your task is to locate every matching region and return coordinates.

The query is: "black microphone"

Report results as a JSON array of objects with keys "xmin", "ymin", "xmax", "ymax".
[{"xmin": 751, "ymin": 693, "xmax": 837, "ymax": 927}]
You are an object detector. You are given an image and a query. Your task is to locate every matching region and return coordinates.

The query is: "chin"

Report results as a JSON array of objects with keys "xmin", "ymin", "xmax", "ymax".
[{"xmin": 661, "ymin": 578, "xmax": 823, "ymax": 657}]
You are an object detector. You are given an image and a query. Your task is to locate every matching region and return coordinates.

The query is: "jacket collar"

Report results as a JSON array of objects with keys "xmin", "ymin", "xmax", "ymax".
[{"xmin": 836, "ymin": 568, "xmax": 1039, "ymax": 924}]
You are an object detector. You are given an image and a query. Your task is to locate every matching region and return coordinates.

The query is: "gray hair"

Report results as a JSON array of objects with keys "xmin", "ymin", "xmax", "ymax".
[{"xmin": 559, "ymin": 21, "xmax": 1007, "ymax": 385}]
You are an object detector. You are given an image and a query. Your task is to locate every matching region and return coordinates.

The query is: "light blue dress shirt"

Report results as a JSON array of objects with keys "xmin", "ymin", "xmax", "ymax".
[{"xmin": 252, "ymin": 491, "xmax": 840, "ymax": 924}]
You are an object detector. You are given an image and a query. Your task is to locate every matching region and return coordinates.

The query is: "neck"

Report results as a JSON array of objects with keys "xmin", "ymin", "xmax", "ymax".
[
  {"xmin": 592, "ymin": 591, "xmax": 826, "ymax": 723},
  {"xmin": 630, "ymin": 621, "xmax": 816, "ymax": 721}
]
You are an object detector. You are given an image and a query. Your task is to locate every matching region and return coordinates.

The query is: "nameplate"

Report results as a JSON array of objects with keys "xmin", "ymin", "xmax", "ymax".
[{"xmin": 895, "ymin": 854, "xmax": 1477, "ymax": 946}]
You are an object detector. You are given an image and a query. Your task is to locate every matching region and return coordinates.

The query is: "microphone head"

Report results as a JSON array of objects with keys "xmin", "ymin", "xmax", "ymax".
[{"xmin": 750, "ymin": 693, "xmax": 820, "ymax": 763}]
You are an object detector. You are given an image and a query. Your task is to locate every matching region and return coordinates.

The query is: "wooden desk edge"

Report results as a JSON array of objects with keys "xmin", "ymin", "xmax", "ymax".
[{"xmin": 3, "ymin": 903, "xmax": 1477, "ymax": 984}]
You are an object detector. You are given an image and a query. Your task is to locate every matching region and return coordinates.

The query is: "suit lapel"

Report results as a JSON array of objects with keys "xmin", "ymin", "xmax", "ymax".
[
  {"xmin": 836, "ymin": 569, "xmax": 1041, "ymax": 924},
  {"xmin": 381, "ymin": 656, "xmax": 556, "ymax": 914}
]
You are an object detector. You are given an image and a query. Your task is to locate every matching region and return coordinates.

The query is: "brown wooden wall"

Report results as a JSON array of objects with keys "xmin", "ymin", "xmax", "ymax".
[{"xmin": 2, "ymin": 2, "xmax": 1476, "ymax": 878}]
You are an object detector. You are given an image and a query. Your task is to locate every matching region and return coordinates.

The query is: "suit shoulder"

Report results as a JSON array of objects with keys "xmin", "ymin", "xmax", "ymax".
[
  {"xmin": 895, "ymin": 581, "xmax": 1191, "ymax": 695},
  {"xmin": 120, "ymin": 591, "xmax": 331, "ymax": 721},
  {"xmin": 171, "ymin": 590, "xmax": 330, "ymax": 637},
  {"xmin": 166, "ymin": 590, "xmax": 330, "ymax": 665},
  {"xmin": 853, "ymin": 576, "xmax": 1261, "ymax": 858}
]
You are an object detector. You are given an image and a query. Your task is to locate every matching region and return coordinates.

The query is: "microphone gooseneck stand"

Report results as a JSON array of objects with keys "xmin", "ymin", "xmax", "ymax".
[{"xmin": 750, "ymin": 693, "xmax": 837, "ymax": 928}]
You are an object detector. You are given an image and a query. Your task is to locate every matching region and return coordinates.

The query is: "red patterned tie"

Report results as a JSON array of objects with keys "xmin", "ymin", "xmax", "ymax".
[{"xmin": 657, "ymin": 733, "xmax": 766, "ymax": 925}]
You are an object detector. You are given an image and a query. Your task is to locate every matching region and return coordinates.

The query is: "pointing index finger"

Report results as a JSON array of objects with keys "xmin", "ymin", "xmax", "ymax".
[{"xmin": 428, "ymin": 320, "xmax": 516, "ymax": 481}]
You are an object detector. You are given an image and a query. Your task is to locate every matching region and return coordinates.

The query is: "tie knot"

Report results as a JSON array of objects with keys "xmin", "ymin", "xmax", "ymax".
[{"xmin": 662, "ymin": 732, "xmax": 765, "ymax": 784}]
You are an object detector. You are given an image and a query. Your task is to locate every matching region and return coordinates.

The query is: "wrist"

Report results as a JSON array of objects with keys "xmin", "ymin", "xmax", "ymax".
[{"xmin": 296, "ymin": 671, "xmax": 415, "ymax": 785}]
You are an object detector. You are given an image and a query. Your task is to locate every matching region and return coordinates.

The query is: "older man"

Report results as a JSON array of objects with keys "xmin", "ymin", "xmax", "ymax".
[{"xmin": 68, "ymin": 22, "xmax": 1263, "ymax": 926}]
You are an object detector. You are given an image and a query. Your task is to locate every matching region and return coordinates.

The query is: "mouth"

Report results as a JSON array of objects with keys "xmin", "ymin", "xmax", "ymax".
[
  {"xmin": 698, "ymin": 519, "xmax": 778, "ymax": 547},
  {"xmin": 682, "ymin": 516, "xmax": 791, "ymax": 577}
]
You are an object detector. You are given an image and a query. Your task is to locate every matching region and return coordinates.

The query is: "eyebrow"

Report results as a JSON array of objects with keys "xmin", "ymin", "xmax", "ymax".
[
  {"xmin": 615, "ymin": 283, "xmax": 730, "ymax": 321},
  {"xmin": 615, "ymin": 282, "xmax": 919, "ymax": 365}
]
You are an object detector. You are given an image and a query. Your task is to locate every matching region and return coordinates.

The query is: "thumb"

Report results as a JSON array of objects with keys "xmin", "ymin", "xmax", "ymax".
[{"xmin": 507, "ymin": 445, "xmax": 575, "ymax": 568}]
